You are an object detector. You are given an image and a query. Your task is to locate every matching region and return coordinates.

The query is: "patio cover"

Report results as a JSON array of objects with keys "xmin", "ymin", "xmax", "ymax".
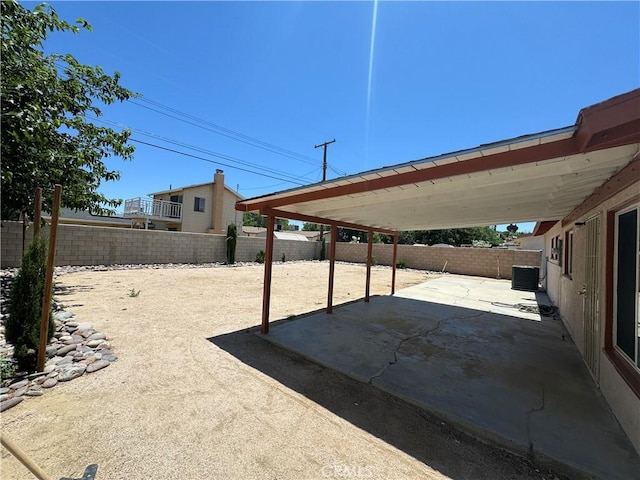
[
  {"xmin": 236, "ymin": 89, "xmax": 640, "ymax": 332},
  {"xmin": 236, "ymin": 89, "xmax": 640, "ymax": 233}
]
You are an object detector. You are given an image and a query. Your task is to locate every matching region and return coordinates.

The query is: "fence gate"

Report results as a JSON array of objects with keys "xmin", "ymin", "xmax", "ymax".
[{"xmin": 583, "ymin": 214, "xmax": 601, "ymax": 380}]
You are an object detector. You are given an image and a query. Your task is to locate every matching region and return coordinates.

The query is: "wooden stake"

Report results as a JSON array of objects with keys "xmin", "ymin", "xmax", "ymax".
[
  {"xmin": 33, "ymin": 187, "xmax": 42, "ymax": 238},
  {"xmin": 36, "ymin": 185, "xmax": 61, "ymax": 372},
  {"xmin": 1, "ymin": 434, "xmax": 52, "ymax": 480}
]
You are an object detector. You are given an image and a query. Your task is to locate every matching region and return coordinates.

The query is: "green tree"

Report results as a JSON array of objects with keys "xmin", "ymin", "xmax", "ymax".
[
  {"xmin": 302, "ymin": 222, "xmax": 320, "ymax": 231},
  {"xmin": 399, "ymin": 227, "xmax": 502, "ymax": 247},
  {"xmin": 242, "ymin": 212, "xmax": 289, "ymax": 230},
  {"xmin": 5, "ymin": 234, "xmax": 55, "ymax": 371},
  {"xmin": 1, "ymin": 0, "xmax": 137, "ymax": 220},
  {"xmin": 243, "ymin": 212, "xmax": 266, "ymax": 227}
]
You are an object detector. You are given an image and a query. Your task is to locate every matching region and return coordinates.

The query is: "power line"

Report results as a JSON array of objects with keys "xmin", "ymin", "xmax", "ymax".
[
  {"xmin": 129, "ymin": 138, "xmax": 308, "ymax": 186},
  {"xmin": 131, "ymin": 99, "xmax": 321, "ymax": 167},
  {"xmin": 87, "ymin": 115, "xmax": 318, "ymax": 184},
  {"xmin": 132, "ymin": 98, "xmax": 350, "ymax": 177}
]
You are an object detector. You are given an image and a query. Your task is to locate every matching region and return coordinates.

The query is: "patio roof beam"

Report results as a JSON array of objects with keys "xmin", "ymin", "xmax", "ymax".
[
  {"xmin": 562, "ymin": 153, "xmax": 640, "ymax": 226},
  {"xmin": 259, "ymin": 207, "xmax": 397, "ymax": 235}
]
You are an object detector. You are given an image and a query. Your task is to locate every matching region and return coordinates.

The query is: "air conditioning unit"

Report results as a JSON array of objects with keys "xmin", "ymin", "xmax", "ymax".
[{"xmin": 512, "ymin": 265, "xmax": 540, "ymax": 292}]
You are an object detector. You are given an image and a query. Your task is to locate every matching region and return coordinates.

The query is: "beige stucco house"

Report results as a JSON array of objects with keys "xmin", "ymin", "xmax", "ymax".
[
  {"xmin": 534, "ymin": 174, "xmax": 639, "ymax": 453},
  {"xmin": 124, "ymin": 170, "xmax": 243, "ymax": 234}
]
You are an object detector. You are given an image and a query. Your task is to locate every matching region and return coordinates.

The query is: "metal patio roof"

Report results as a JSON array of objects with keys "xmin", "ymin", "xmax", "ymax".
[{"xmin": 236, "ymin": 89, "xmax": 640, "ymax": 233}]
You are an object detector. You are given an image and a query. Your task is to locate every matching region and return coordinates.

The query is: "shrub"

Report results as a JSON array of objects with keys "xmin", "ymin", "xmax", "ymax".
[
  {"xmin": 0, "ymin": 357, "xmax": 17, "ymax": 380},
  {"xmin": 319, "ymin": 238, "xmax": 326, "ymax": 261},
  {"xmin": 396, "ymin": 259, "xmax": 407, "ymax": 269},
  {"xmin": 281, "ymin": 252, "xmax": 286, "ymax": 263},
  {"xmin": 255, "ymin": 250, "xmax": 265, "ymax": 263},
  {"xmin": 226, "ymin": 223, "xmax": 237, "ymax": 264},
  {"xmin": 5, "ymin": 234, "xmax": 55, "ymax": 372}
]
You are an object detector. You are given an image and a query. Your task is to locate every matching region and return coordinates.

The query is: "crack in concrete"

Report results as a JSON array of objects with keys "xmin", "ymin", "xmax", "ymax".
[
  {"xmin": 369, "ymin": 320, "xmax": 443, "ymax": 385},
  {"xmin": 525, "ymin": 387, "xmax": 545, "ymax": 461}
]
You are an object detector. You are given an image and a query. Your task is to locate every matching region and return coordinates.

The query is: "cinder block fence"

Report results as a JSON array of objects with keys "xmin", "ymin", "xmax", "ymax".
[
  {"xmin": 2, "ymin": 222, "xmax": 540, "ymax": 279},
  {"xmin": 0, "ymin": 222, "xmax": 320, "ymax": 268},
  {"xmin": 335, "ymin": 243, "xmax": 540, "ymax": 280}
]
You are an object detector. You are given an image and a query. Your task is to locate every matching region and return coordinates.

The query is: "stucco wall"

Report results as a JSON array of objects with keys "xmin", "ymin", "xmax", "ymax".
[
  {"xmin": 335, "ymin": 243, "xmax": 541, "ymax": 279},
  {"xmin": 223, "ymin": 189, "xmax": 242, "ymax": 231},
  {"xmin": 543, "ymin": 182, "xmax": 640, "ymax": 454},
  {"xmin": 180, "ymin": 184, "xmax": 213, "ymax": 234},
  {"xmin": 1, "ymin": 222, "xmax": 320, "ymax": 267}
]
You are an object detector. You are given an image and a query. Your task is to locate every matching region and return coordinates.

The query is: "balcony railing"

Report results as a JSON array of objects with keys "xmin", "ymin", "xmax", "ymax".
[{"xmin": 123, "ymin": 197, "xmax": 182, "ymax": 222}]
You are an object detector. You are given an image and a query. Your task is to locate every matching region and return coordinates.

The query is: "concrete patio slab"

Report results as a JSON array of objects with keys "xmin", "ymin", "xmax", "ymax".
[{"xmin": 261, "ymin": 276, "xmax": 640, "ymax": 480}]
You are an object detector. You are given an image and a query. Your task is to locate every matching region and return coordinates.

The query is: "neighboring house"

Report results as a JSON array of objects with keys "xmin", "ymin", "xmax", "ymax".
[
  {"xmin": 256, "ymin": 231, "xmax": 309, "ymax": 241},
  {"xmin": 124, "ymin": 170, "xmax": 243, "ymax": 234},
  {"xmin": 242, "ymin": 226, "xmax": 267, "ymax": 237},
  {"xmin": 512, "ymin": 234, "xmax": 544, "ymax": 251}
]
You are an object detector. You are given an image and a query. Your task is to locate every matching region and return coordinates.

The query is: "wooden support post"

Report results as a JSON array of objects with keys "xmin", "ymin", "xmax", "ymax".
[
  {"xmin": 365, "ymin": 229, "xmax": 373, "ymax": 302},
  {"xmin": 261, "ymin": 214, "xmax": 276, "ymax": 334},
  {"xmin": 327, "ymin": 224, "xmax": 337, "ymax": 314},
  {"xmin": 33, "ymin": 187, "xmax": 42, "ymax": 238},
  {"xmin": 391, "ymin": 233, "xmax": 398, "ymax": 295},
  {"xmin": 36, "ymin": 185, "xmax": 61, "ymax": 372},
  {"xmin": 1, "ymin": 434, "xmax": 52, "ymax": 480}
]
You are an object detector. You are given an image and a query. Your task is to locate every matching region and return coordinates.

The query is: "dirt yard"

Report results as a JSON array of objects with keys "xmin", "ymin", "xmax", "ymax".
[{"xmin": 1, "ymin": 262, "xmax": 563, "ymax": 479}]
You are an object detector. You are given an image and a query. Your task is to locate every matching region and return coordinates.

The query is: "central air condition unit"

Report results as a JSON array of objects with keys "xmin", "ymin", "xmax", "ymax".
[{"xmin": 512, "ymin": 265, "xmax": 540, "ymax": 292}]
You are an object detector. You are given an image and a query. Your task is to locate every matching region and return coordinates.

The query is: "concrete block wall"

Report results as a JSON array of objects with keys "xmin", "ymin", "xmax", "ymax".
[
  {"xmin": 1, "ymin": 222, "xmax": 321, "ymax": 267},
  {"xmin": 335, "ymin": 243, "xmax": 541, "ymax": 280},
  {"xmin": 235, "ymin": 236, "xmax": 321, "ymax": 262}
]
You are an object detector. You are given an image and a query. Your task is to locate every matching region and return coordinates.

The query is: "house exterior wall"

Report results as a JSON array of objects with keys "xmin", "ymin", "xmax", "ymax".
[
  {"xmin": 335, "ymin": 243, "xmax": 541, "ymax": 279},
  {"xmin": 223, "ymin": 189, "xmax": 241, "ymax": 231},
  {"xmin": 178, "ymin": 184, "xmax": 214, "ymax": 234},
  {"xmin": 543, "ymin": 182, "xmax": 640, "ymax": 454},
  {"xmin": 153, "ymin": 184, "xmax": 241, "ymax": 234}
]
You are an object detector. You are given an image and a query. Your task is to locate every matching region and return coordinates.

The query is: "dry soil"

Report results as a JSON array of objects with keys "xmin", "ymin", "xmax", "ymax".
[{"xmin": 1, "ymin": 262, "xmax": 565, "ymax": 480}]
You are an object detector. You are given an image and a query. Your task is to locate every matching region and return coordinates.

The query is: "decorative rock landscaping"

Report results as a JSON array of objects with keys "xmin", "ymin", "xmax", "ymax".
[{"xmin": 0, "ymin": 271, "xmax": 116, "ymax": 412}]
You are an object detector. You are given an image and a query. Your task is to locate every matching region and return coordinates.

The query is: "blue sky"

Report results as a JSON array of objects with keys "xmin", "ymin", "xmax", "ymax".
[{"xmin": 33, "ymin": 1, "xmax": 639, "ymax": 231}]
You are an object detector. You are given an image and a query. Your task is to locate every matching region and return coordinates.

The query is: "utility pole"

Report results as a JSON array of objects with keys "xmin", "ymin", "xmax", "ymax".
[{"xmin": 314, "ymin": 139, "xmax": 335, "ymax": 244}]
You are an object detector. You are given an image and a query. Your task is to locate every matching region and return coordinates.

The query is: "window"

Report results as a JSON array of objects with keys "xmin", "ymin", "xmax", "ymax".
[
  {"xmin": 550, "ymin": 235, "xmax": 563, "ymax": 264},
  {"xmin": 614, "ymin": 205, "xmax": 639, "ymax": 371},
  {"xmin": 170, "ymin": 194, "xmax": 183, "ymax": 204},
  {"xmin": 194, "ymin": 197, "xmax": 205, "ymax": 212},
  {"xmin": 564, "ymin": 230, "xmax": 574, "ymax": 276}
]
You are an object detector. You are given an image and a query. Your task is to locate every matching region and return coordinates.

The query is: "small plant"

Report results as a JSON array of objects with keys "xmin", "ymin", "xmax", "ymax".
[
  {"xmin": 281, "ymin": 252, "xmax": 286, "ymax": 263},
  {"xmin": 0, "ymin": 357, "xmax": 17, "ymax": 381},
  {"xmin": 396, "ymin": 259, "xmax": 407, "ymax": 269},
  {"xmin": 226, "ymin": 223, "xmax": 237, "ymax": 264},
  {"xmin": 5, "ymin": 234, "xmax": 55, "ymax": 372},
  {"xmin": 320, "ymin": 238, "xmax": 326, "ymax": 261},
  {"xmin": 255, "ymin": 250, "xmax": 265, "ymax": 263},
  {"xmin": 128, "ymin": 288, "xmax": 140, "ymax": 297}
]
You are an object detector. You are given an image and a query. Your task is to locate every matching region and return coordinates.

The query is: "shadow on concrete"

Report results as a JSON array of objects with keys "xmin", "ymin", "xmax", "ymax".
[
  {"xmin": 208, "ymin": 302, "xmax": 573, "ymax": 480},
  {"xmin": 209, "ymin": 282, "xmax": 640, "ymax": 480}
]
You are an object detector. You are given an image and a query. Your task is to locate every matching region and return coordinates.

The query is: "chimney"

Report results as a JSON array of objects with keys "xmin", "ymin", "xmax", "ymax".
[{"xmin": 212, "ymin": 169, "xmax": 225, "ymax": 234}]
